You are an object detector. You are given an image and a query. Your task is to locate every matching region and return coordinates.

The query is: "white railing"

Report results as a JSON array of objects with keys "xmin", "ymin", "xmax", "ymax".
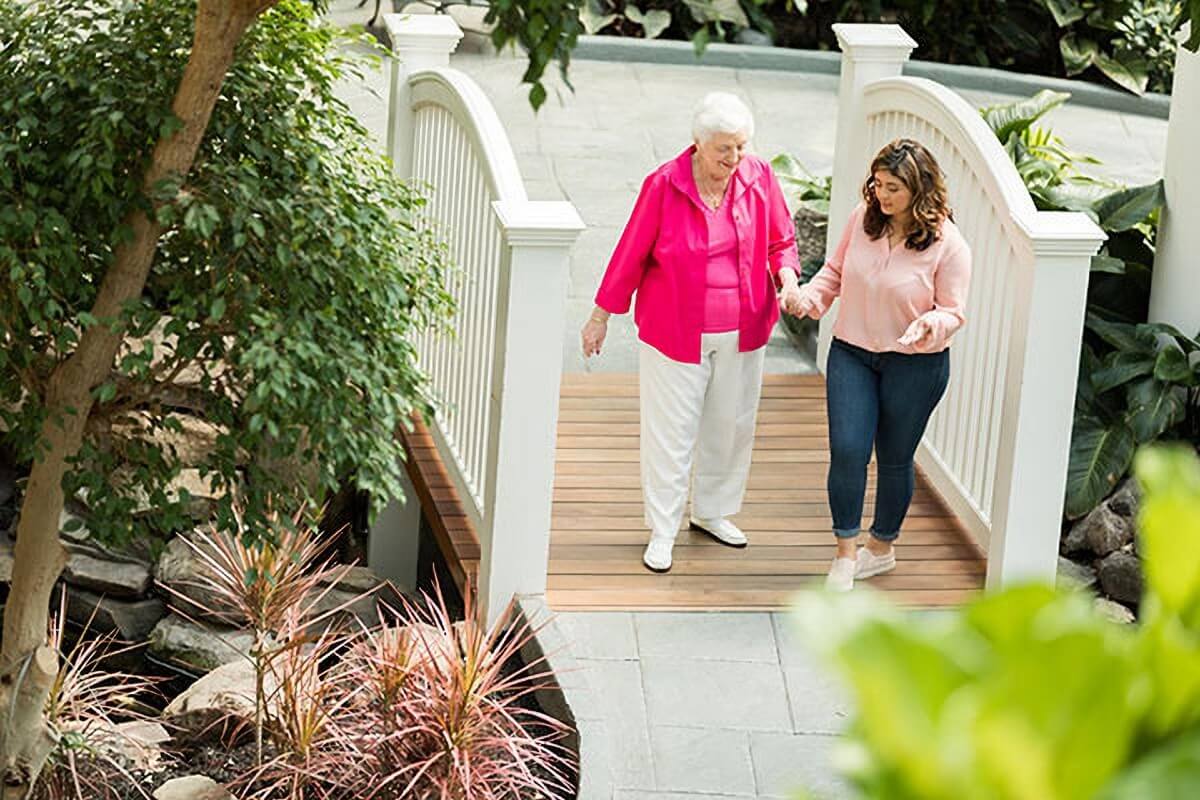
[
  {"xmin": 383, "ymin": 14, "xmax": 584, "ymax": 625},
  {"xmin": 820, "ymin": 24, "xmax": 1106, "ymax": 589}
]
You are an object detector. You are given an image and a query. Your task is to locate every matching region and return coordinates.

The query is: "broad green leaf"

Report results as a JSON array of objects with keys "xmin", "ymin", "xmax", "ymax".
[
  {"xmin": 1037, "ymin": 178, "xmax": 1115, "ymax": 216},
  {"xmin": 1125, "ymin": 377, "xmax": 1185, "ymax": 443},
  {"xmin": 1095, "ymin": 48, "xmax": 1150, "ymax": 96},
  {"xmin": 684, "ymin": 0, "xmax": 749, "ymax": 27},
  {"xmin": 1086, "ymin": 314, "xmax": 1157, "ymax": 354},
  {"xmin": 1060, "ymin": 34, "xmax": 1098, "ymax": 75},
  {"xmin": 1134, "ymin": 446, "xmax": 1200, "ymax": 618},
  {"xmin": 1154, "ymin": 346, "xmax": 1195, "ymax": 385},
  {"xmin": 1187, "ymin": 1, "xmax": 1200, "ymax": 52},
  {"xmin": 1041, "ymin": 0, "xmax": 1085, "ymax": 26},
  {"xmin": 1092, "ymin": 349, "xmax": 1155, "ymax": 394},
  {"xmin": 1090, "ymin": 254, "xmax": 1126, "ymax": 274},
  {"xmin": 980, "ymin": 90, "xmax": 1070, "ymax": 141},
  {"xmin": 1095, "ymin": 724, "xmax": 1200, "ymax": 799},
  {"xmin": 1065, "ymin": 416, "xmax": 1136, "ymax": 518},
  {"xmin": 1094, "ymin": 181, "xmax": 1165, "ymax": 232},
  {"xmin": 625, "ymin": 6, "xmax": 671, "ymax": 39}
]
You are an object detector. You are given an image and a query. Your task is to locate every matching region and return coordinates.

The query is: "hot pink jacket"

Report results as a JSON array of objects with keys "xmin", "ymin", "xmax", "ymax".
[{"xmin": 594, "ymin": 148, "xmax": 800, "ymax": 364}]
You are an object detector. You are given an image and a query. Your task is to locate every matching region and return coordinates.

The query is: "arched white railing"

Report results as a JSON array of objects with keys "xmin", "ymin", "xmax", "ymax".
[
  {"xmin": 822, "ymin": 25, "xmax": 1106, "ymax": 588},
  {"xmin": 380, "ymin": 14, "xmax": 583, "ymax": 625}
]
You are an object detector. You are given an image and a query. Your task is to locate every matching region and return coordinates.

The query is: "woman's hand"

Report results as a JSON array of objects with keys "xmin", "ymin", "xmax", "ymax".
[
  {"xmin": 581, "ymin": 309, "xmax": 610, "ymax": 358},
  {"xmin": 898, "ymin": 316, "xmax": 934, "ymax": 349}
]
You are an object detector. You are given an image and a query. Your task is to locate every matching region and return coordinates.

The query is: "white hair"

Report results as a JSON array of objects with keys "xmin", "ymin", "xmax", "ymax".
[{"xmin": 691, "ymin": 92, "xmax": 755, "ymax": 144}]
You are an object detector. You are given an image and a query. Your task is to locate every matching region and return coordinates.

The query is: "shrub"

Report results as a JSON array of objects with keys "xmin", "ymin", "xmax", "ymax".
[{"xmin": 793, "ymin": 444, "xmax": 1200, "ymax": 800}]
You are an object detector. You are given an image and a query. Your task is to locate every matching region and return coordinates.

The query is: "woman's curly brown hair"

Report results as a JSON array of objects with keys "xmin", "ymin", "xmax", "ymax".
[{"xmin": 860, "ymin": 138, "xmax": 951, "ymax": 252}]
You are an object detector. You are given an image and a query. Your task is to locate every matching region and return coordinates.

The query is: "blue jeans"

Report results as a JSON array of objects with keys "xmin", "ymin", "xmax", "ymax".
[{"xmin": 825, "ymin": 338, "xmax": 950, "ymax": 542}]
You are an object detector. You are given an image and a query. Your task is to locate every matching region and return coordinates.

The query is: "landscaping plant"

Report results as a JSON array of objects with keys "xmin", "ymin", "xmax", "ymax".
[{"xmin": 793, "ymin": 443, "xmax": 1200, "ymax": 800}]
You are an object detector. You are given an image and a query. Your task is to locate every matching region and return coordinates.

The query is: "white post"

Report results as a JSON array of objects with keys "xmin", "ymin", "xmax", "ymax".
[
  {"xmin": 986, "ymin": 215, "xmax": 1105, "ymax": 588},
  {"xmin": 818, "ymin": 24, "xmax": 917, "ymax": 371},
  {"xmin": 478, "ymin": 201, "xmax": 584, "ymax": 628},
  {"xmin": 384, "ymin": 14, "xmax": 464, "ymax": 180},
  {"xmin": 367, "ymin": 463, "xmax": 422, "ymax": 592},
  {"xmin": 1149, "ymin": 33, "xmax": 1200, "ymax": 336}
]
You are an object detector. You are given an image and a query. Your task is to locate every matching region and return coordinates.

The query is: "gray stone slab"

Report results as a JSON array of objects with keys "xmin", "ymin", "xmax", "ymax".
[
  {"xmin": 580, "ymin": 658, "xmax": 655, "ymax": 789},
  {"xmin": 614, "ymin": 793, "xmax": 753, "ymax": 800},
  {"xmin": 635, "ymin": 612, "xmax": 779, "ymax": 663},
  {"xmin": 558, "ymin": 612, "xmax": 640, "ymax": 660},
  {"xmin": 577, "ymin": 718, "xmax": 616, "ymax": 800},
  {"xmin": 649, "ymin": 725, "xmax": 756, "ymax": 796},
  {"xmin": 782, "ymin": 663, "xmax": 853, "ymax": 735},
  {"xmin": 641, "ymin": 656, "xmax": 792, "ymax": 731},
  {"xmin": 750, "ymin": 731, "xmax": 850, "ymax": 799}
]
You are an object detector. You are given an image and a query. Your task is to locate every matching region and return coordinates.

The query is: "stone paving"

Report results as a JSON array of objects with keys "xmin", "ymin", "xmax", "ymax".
[{"xmin": 326, "ymin": 3, "xmax": 1170, "ymax": 796}]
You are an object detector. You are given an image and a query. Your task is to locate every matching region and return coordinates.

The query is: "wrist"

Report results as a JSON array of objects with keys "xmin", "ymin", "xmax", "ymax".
[
  {"xmin": 779, "ymin": 269, "xmax": 800, "ymax": 287},
  {"xmin": 589, "ymin": 310, "xmax": 610, "ymax": 324}
]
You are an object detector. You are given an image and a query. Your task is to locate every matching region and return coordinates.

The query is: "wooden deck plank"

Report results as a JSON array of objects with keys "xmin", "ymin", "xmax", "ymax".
[{"xmin": 547, "ymin": 372, "xmax": 985, "ymax": 611}]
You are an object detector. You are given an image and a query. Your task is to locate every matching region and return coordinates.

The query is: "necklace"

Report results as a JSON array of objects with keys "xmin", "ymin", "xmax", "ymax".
[{"xmin": 693, "ymin": 156, "xmax": 729, "ymax": 210}]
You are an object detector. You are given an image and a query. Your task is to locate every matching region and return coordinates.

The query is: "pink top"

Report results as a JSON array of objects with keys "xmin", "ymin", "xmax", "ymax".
[
  {"xmin": 703, "ymin": 198, "xmax": 740, "ymax": 333},
  {"xmin": 594, "ymin": 147, "xmax": 800, "ymax": 364},
  {"xmin": 800, "ymin": 204, "xmax": 972, "ymax": 354}
]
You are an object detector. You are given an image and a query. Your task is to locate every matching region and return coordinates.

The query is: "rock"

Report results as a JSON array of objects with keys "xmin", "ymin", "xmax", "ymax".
[
  {"xmin": 1075, "ymin": 503, "xmax": 1133, "ymax": 557},
  {"xmin": 153, "ymin": 775, "xmax": 232, "ymax": 800},
  {"xmin": 1094, "ymin": 596, "xmax": 1136, "ymax": 625},
  {"xmin": 65, "ymin": 587, "xmax": 167, "ymax": 642},
  {"xmin": 149, "ymin": 614, "xmax": 257, "ymax": 673},
  {"xmin": 307, "ymin": 586, "xmax": 382, "ymax": 631},
  {"xmin": 154, "ymin": 532, "xmax": 230, "ymax": 617},
  {"xmin": 163, "ymin": 659, "xmax": 276, "ymax": 744},
  {"xmin": 64, "ymin": 552, "xmax": 152, "ymax": 598},
  {"xmin": 59, "ymin": 507, "xmax": 91, "ymax": 544},
  {"xmin": 89, "ymin": 720, "xmax": 171, "ymax": 771},
  {"xmin": 1056, "ymin": 556, "xmax": 1098, "ymax": 592},
  {"xmin": 1107, "ymin": 479, "xmax": 1140, "ymax": 519},
  {"xmin": 792, "ymin": 206, "xmax": 829, "ymax": 268},
  {"xmin": 1097, "ymin": 550, "xmax": 1143, "ymax": 606},
  {"xmin": 0, "ymin": 535, "xmax": 12, "ymax": 583},
  {"xmin": 318, "ymin": 564, "xmax": 383, "ymax": 595}
]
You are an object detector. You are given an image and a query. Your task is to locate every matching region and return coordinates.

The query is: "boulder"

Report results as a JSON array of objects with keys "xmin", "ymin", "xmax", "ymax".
[
  {"xmin": 65, "ymin": 587, "xmax": 167, "ymax": 642},
  {"xmin": 89, "ymin": 720, "xmax": 171, "ymax": 771},
  {"xmin": 318, "ymin": 564, "xmax": 384, "ymax": 595},
  {"xmin": 1097, "ymin": 550, "xmax": 1143, "ymax": 606},
  {"xmin": 1056, "ymin": 556, "xmax": 1098, "ymax": 592},
  {"xmin": 1107, "ymin": 479, "xmax": 1140, "ymax": 519},
  {"xmin": 163, "ymin": 659, "xmax": 276, "ymax": 744},
  {"xmin": 154, "ymin": 532, "xmax": 230, "ymax": 617},
  {"xmin": 1094, "ymin": 596, "xmax": 1136, "ymax": 625},
  {"xmin": 64, "ymin": 551, "xmax": 152, "ymax": 598},
  {"xmin": 149, "ymin": 614, "xmax": 257, "ymax": 673},
  {"xmin": 153, "ymin": 775, "xmax": 232, "ymax": 800},
  {"xmin": 1076, "ymin": 503, "xmax": 1134, "ymax": 557}
]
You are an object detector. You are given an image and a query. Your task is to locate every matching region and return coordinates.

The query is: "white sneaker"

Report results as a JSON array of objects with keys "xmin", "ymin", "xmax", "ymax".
[
  {"xmin": 855, "ymin": 546, "xmax": 896, "ymax": 579},
  {"xmin": 689, "ymin": 517, "xmax": 748, "ymax": 548},
  {"xmin": 825, "ymin": 557, "xmax": 856, "ymax": 592},
  {"xmin": 643, "ymin": 536, "xmax": 674, "ymax": 573}
]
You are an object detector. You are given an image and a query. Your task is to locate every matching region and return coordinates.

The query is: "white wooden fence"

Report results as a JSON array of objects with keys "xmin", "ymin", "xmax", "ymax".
[
  {"xmin": 381, "ymin": 14, "xmax": 583, "ymax": 625},
  {"xmin": 820, "ymin": 24, "xmax": 1106, "ymax": 588}
]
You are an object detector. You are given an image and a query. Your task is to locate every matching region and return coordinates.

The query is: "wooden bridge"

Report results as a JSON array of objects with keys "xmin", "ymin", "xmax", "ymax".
[{"xmin": 377, "ymin": 17, "xmax": 1103, "ymax": 625}]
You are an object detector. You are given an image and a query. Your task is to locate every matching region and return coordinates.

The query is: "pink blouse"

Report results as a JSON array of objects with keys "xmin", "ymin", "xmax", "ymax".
[
  {"xmin": 703, "ymin": 197, "xmax": 740, "ymax": 333},
  {"xmin": 800, "ymin": 204, "xmax": 971, "ymax": 354}
]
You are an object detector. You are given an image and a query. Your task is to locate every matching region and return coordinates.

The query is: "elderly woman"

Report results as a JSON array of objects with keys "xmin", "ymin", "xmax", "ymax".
[
  {"xmin": 781, "ymin": 138, "xmax": 971, "ymax": 592},
  {"xmin": 580, "ymin": 92, "xmax": 799, "ymax": 573}
]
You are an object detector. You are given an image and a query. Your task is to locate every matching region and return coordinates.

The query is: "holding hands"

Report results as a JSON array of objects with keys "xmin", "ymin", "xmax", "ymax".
[{"xmin": 778, "ymin": 269, "xmax": 818, "ymax": 319}]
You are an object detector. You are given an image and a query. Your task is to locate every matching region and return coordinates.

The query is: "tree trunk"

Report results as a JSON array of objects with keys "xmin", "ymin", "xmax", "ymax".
[{"xmin": 0, "ymin": 1, "xmax": 274, "ymax": 794}]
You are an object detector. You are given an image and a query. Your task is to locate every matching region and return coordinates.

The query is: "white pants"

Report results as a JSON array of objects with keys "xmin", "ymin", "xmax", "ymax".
[{"xmin": 639, "ymin": 332, "xmax": 766, "ymax": 540}]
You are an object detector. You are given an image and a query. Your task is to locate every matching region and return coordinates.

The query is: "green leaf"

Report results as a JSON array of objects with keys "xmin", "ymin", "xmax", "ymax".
[
  {"xmin": 1060, "ymin": 34, "xmax": 1099, "ymax": 75},
  {"xmin": 684, "ymin": 0, "xmax": 749, "ymax": 27},
  {"xmin": 579, "ymin": 0, "xmax": 617, "ymax": 35},
  {"xmin": 209, "ymin": 297, "xmax": 227, "ymax": 322},
  {"xmin": 1154, "ymin": 346, "xmax": 1195, "ymax": 385},
  {"xmin": 1095, "ymin": 728, "xmax": 1200, "ymax": 799},
  {"xmin": 1125, "ymin": 377, "xmax": 1186, "ymax": 443},
  {"xmin": 1132, "ymin": 444, "xmax": 1200, "ymax": 622},
  {"xmin": 980, "ymin": 90, "xmax": 1071, "ymax": 142},
  {"xmin": 691, "ymin": 24, "xmax": 710, "ymax": 56},
  {"xmin": 1090, "ymin": 254, "xmax": 1126, "ymax": 274},
  {"xmin": 1092, "ymin": 349, "xmax": 1156, "ymax": 394},
  {"xmin": 1094, "ymin": 181, "xmax": 1165, "ymax": 232},
  {"xmin": 1041, "ymin": 0, "xmax": 1085, "ymax": 26},
  {"xmin": 528, "ymin": 82, "xmax": 547, "ymax": 110},
  {"xmin": 1095, "ymin": 48, "xmax": 1150, "ymax": 96},
  {"xmin": 95, "ymin": 381, "xmax": 117, "ymax": 404},
  {"xmin": 1087, "ymin": 313, "xmax": 1158, "ymax": 353},
  {"xmin": 1065, "ymin": 416, "xmax": 1136, "ymax": 518},
  {"xmin": 1186, "ymin": 1, "xmax": 1200, "ymax": 52},
  {"xmin": 626, "ymin": 7, "xmax": 672, "ymax": 39}
]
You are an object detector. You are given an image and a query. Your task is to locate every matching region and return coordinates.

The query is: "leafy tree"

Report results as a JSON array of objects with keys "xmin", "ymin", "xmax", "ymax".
[{"xmin": 0, "ymin": 0, "xmax": 458, "ymax": 790}]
